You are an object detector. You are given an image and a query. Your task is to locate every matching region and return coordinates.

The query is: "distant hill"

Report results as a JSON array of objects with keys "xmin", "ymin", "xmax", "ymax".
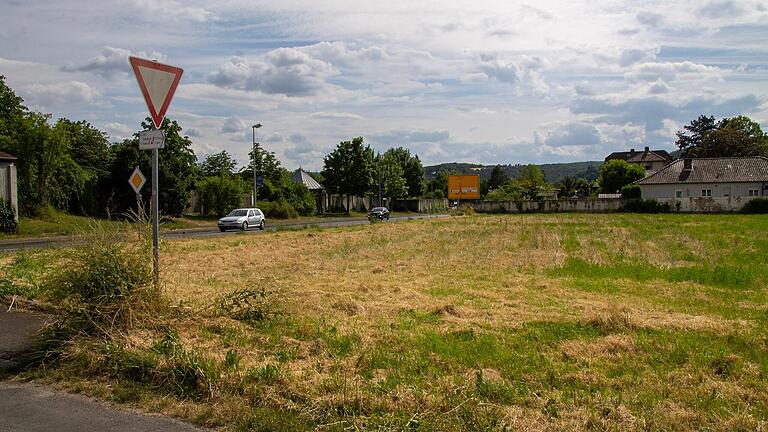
[{"xmin": 424, "ymin": 161, "xmax": 602, "ymax": 182}]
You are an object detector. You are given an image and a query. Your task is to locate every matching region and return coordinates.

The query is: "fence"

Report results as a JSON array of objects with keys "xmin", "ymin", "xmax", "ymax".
[{"xmin": 391, "ymin": 198, "xmax": 449, "ymax": 213}]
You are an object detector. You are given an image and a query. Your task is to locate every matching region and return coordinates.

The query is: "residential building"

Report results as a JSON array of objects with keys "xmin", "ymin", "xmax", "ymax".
[
  {"xmin": 605, "ymin": 147, "xmax": 673, "ymax": 172},
  {"xmin": 635, "ymin": 156, "xmax": 768, "ymax": 211}
]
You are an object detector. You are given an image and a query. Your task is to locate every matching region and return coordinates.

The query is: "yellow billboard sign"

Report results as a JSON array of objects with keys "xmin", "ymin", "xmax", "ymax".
[{"xmin": 447, "ymin": 175, "xmax": 480, "ymax": 199}]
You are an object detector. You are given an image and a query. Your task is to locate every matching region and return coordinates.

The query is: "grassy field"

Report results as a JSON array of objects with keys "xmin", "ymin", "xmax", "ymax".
[{"xmin": 3, "ymin": 213, "xmax": 768, "ymax": 431}]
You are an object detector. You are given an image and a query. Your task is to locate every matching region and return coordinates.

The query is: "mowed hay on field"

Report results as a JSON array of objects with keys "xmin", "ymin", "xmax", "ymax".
[{"xmin": 8, "ymin": 213, "xmax": 768, "ymax": 431}]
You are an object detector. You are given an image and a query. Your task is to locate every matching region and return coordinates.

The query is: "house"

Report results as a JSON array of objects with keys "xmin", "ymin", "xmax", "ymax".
[
  {"xmin": 0, "ymin": 151, "xmax": 18, "ymax": 221},
  {"xmin": 605, "ymin": 147, "xmax": 673, "ymax": 172},
  {"xmin": 635, "ymin": 156, "xmax": 768, "ymax": 211},
  {"xmin": 290, "ymin": 168, "xmax": 327, "ymax": 212}
]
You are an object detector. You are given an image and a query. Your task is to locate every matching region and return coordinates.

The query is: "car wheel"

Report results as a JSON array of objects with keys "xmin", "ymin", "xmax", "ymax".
[
  {"xmin": 386, "ymin": 215, "xmax": 390, "ymax": 220},
  {"xmin": 219, "ymin": 227, "xmax": 226, "ymax": 232},
  {"xmin": 241, "ymin": 221, "xmax": 248, "ymax": 231},
  {"xmin": 259, "ymin": 220, "xmax": 265, "ymax": 230}
]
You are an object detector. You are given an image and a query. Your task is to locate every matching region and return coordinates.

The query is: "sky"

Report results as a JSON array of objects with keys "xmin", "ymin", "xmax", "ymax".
[{"xmin": 1, "ymin": 0, "xmax": 767, "ymax": 171}]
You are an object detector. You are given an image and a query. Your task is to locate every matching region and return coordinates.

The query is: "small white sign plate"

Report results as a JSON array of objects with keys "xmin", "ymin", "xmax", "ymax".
[
  {"xmin": 128, "ymin": 166, "xmax": 147, "ymax": 193},
  {"xmin": 139, "ymin": 129, "xmax": 166, "ymax": 150}
]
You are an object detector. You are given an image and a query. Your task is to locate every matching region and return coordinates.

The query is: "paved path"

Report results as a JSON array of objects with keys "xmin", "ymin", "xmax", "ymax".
[
  {"xmin": 0, "ymin": 382, "xmax": 202, "ymax": 432},
  {"xmin": 0, "ymin": 214, "xmax": 449, "ymax": 252},
  {"xmin": 0, "ymin": 309, "xmax": 202, "ymax": 431}
]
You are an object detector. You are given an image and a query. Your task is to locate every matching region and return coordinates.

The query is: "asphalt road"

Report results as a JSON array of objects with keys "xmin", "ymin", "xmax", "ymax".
[
  {"xmin": 0, "ymin": 214, "xmax": 449, "ymax": 252},
  {"xmin": 0, "ymin": 382, "xmax": 202, "ymax": 432}
]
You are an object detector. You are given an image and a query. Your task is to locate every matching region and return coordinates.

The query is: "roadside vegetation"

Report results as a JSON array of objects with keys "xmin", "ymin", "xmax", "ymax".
[{"xmin": 2, "ymin": 213, "xmax": 767, "ymax": 431}]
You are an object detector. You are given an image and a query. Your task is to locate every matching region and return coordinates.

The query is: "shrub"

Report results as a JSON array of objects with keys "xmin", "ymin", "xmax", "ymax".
[
  {"xmin": 741, "ymin": 197, "xmax": 768, "ymax": 214},
  {"xmin": 198, "ymin": 175, "xmax": 246, "ymax": 217},
  {"xmin": 260, "ymin": 199, "xmax": 298, "ymax": 219},
  {"xmin": 0, "ymin": 199, "xmax": 17, "ymax": 233},
  {"xmin": 620, "ymin": 184, "xmax": 641, "ymax": 199},
  {"xmin": 619, "ymin": 199, "xmax": 671, "ymax": 213}
]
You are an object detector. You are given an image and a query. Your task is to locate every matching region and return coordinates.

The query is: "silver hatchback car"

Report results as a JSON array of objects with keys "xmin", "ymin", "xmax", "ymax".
[{"xmin": 217, "ymin": 208, "xmax": 266, "ymax": 232}]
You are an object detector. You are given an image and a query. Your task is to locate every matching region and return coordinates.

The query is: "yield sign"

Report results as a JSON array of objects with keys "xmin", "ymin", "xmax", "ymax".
[
  {"xmin": 129, "ymin": 56, "xmax": 183, "ymax": 129},
  {"xmin": 128, "ymin": 166, "xmax": 147, "ymax": 193}
]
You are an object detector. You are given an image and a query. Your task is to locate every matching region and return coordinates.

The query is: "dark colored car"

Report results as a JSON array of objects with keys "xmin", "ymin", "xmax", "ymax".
[{"xmin": 368, "ymin": 207, "xmax": 390, "ymax": 221}]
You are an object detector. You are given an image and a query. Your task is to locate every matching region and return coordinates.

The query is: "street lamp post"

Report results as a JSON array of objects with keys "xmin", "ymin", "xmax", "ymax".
[{"xmin": 252, "ymin": 123, "xmax": 262, "ymax": 207}]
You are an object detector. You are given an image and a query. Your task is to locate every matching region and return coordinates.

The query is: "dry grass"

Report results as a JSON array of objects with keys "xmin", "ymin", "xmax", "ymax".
[{"xmin": 6, "ymin": 213, "xmax": 768, "ymax": 431}]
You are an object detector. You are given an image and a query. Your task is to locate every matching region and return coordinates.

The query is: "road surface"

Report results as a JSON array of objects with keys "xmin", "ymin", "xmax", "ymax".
[{"xmin": 0, "ymin": 214, "xmax": 449, "ymax": 252}]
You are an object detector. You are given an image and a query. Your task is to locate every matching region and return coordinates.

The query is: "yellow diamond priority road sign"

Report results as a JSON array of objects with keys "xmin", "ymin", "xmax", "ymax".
[{"xmin": 129, "ymin": 166, "xmax": 147, "ymax": 194}]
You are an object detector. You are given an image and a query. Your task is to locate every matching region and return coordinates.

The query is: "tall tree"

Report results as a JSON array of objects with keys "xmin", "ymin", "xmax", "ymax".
[
  {"xmin": 598, "ymin": 160, "xmax": 645, "ymax": 194},
  {"xmin": 518, "ymin": 164, "xmax": 546, "ymax": 200},
  {"xmin": 381, "ymin": 147, "xmax": 425, "ymax": 197},
  {"xmin": 321, "ymin": 137, "xmax": 376, "ymax": 214},
  {"xmin": 201, "ymin": 151, "xmax": 237, "ymax": 177},
  {"xmin": 488, "ymin": 165, "xmax": 508, "ymax": 190},
  {"xmin": 694, "ymin": 116, "xmax": 768, "ymax": 158},
  {"xmin": 675, "ymin": 115, "xmax": 717, "ymax": 156},
  {"xmin": 246, "ymin": 143, "xmax": 283, "ymax": 184},
  {"xmin": 376, "ymin": 151, "xmax": 407, "ymax": 200}
]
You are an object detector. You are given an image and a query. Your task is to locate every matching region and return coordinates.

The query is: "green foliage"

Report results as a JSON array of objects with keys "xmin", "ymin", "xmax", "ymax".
[
  {"xmin": 487, "ymin": 165, "xmax": 508, "ymax": 190},
  {"xmin": 321, "ymin": 137, "xmax": 376, "ymax": 213},
  {"xmin": 200, "ymin": 151, "xmax": 237, "ymax": 177},
  {"xmin": 198, "ymin": 174, "xmax": 246, "ymax": 217},
  {"xmin": 485, "ymin": 182, "xmax": 523, "ymax": 201},
  {"xmin": 282, "ymin": 180, "xmax": 316, "ymax": 216},
  {"xmin": 677, "ymin": 115, "xmax": 768, "ymax": 158},
  {"xmin": 425, "ymin": 161, "xmax": 602, "ymax": 183},
  {"xmin": 598, "ymin": 160, "xmax": 645, "ymax": 194},
  {"xmin": 376, "ymin": 151, "xmax": 407, "ymax": 198},
  {"xmin": 42, "ymin": 221, "xmax": 156, "ymax": 337},
  {"xmin": 556, "ymin": 176, "xmax": 592, "ymax": 199},
  {"xmin": 741, "ymin": 198, "xmax": 768, "ymax": 214},
  {"xmin": 619, "ymin": 199, "xmax": 671, "ymax": 213},
  {"xmin": 621, "ymin": 184, "xmax": 641, "ymax": 199},
  {"xmin": 0, "ymin": 199, "xmax": 17, "ymax": 233},
  {"xmin": 517, "ymin": 164, "xmax": 547, "ymax": 200},
  {"xmin": 259, "ymin": 199, "xmax": 299, "ymax": 219},
  {"xmin": 218, "ymin": 286, "xmax": 276, "ymax": 323},
  {"xmin": 382, "ymin": 147, "xmax": 425, "ymax": 197}
]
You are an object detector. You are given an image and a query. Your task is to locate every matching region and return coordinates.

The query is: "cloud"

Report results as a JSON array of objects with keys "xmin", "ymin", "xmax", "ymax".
[
  {"xmin": 221, "ymin": 116, "xmax": 247, "ymax": 133},
  {"xmin": 618, "ymin": 48, "xmax": 658, "ymax": 67},
  {"xmin": 104, "ymin": 122, "xmax": 132, "ymax": 140},
  {"xmin": 647, "ymin": 79, "xmax": 672, "ymax": 94},
  {"xmin": 636, "ymin": 11, "xmax": 663, "ymax": 28},
  {"xmin": 186, "ymin": 127, "xmax": 202, "ymax": 137},
  {"xmin": 538, "ymin": 122, "xmax": 602, "ymax": 147},
  {"xmin": 624, "ymin": 61, "xmax": 725, "ymax": 83},
  {"xmin": 61, "ymin": 46, "xmax": 166, "ymax": 78},
  {"xmin": 21, "ymin": 81, "xmax": 100, "ymax": 107},
  {"xmin": 131, "ymin": 0, "xmax": 213, "ymax": 22},
  {"xmin": 208, "ymin": 48, "xmax": 338, "ymax": 97},
  {"xmin": 284, "ymin": 141, "xmax": 324, "ymax": 166},
  {"xmin": 698, "ymin": 1, "xmax": 745, "ymax": 19},
  {"xmin": 309, "ymin": 111, "xmax": 364, "ymax": 120}
]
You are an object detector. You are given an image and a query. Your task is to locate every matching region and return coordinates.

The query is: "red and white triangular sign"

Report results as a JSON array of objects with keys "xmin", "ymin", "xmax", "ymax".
[{"xmin": 129, "ymin": 56, "xmax": 183, "ymax": 129}]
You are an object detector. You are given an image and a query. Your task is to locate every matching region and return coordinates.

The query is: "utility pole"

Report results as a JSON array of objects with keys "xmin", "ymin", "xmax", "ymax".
[{"xmin": 252, "ymin": 123, "xmax": 262, "ymax": 207}]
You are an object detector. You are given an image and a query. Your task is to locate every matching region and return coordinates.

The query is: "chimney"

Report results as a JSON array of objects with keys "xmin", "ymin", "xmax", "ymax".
[
  {"xmin": 644, "ymin": 146, "xmax": 650, "ymax": 152},
  {"xmin": 683, "ymin": 158, "xmax": 693, "ymax": 171},
  {"xmin": 630, "ymin": 148, "xmax": 635, "ymax": 155}
]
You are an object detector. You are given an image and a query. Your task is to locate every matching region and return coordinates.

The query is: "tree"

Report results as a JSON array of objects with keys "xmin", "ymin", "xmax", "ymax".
[
  {"xmin": 109, "ymin": 117, "xmax": 198, "ymax": 217},
  {"xmin": 55, "ymin": 119, "xmax": 111, "ymax": 214},
  {"xmin": 321, "ymin": 137, "xmax": 376, "ymax": 214},
  {"xmin": 598, "ymin": 160, "xmax": 645, "ymax": 194},
  {"xmin": 556, "ymin": 176, "xmax": 592, "ymax": 198},
  {"xmin": 518, "ymin": 164, "xmax": 546, "ymax": 200},
  {"xmin": 693, "ymin": 116, "xmax": 768, "ymax": 158},
  {"xmin": 198, "ymin": 174, "xmax": 246, "ymax": 217},
  {"xmin": 376, "ymin": 151, "xmax": 407, "ymax": 200},
  {"xmin": 381, "ymin": 147, "xmax": 425, "ymax": 197},
  {"xmin": 488, "ymin": 165, "xmax": 508, "ymax": 190},
  {"xmin": 246, "ymin": 143, "xmax": 283, "ymax": 184},
  {"xmin": 201, "ymin": 151, "xmax": 237, "ymax": 177},
  {"xmin": 676, "ymin": 115, "xmax": 717, "ymax": 157}
]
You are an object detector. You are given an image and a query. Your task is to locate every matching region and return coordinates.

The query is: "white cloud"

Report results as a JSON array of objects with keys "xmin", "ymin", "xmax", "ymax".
[
  {"xmin": 22, "ymin": 81, "xmax": 100, "ymax": 107},
  {"xmin": 221, "ymin": 116, "xmax": 247, "ymax": 134},
  {"xmin": 62, "ymin": 46, "xmax": 166, "ymax": 78}
]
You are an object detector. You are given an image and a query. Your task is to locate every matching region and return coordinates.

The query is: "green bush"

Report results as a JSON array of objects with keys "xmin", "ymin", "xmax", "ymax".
[
  {"xmin": 741, "ymin": 197, "xmax": 768, "ymax": 214},
  {"xmin": 0, "ymin": 199, "xmax": 17, "ymax": 233},
  {"xmin": 198, "ymin": 175, "xmax": 246, "ymax": 217},
  {"xmin": 259, "ymin": 199, "xmax": 298, "ymax": 219},
  {"xmin": 619, "ymin": 199, "xmax": 671, "ymax": 213},
  {"xmin": 620, "ymin": 184, "xmax": 641, "ymax": 199}
]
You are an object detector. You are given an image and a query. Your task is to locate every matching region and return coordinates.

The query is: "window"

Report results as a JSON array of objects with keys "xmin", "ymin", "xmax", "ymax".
[
  {"xmin": 248, "ymin": 210, "xmax": 254, "ymax": 216},
  {"xmin": 701, "ymin": 189, "xmax": 712, "ymax": 197},
  {"xmin": 675, "ymin": 190, "xmax": 683, "ymax": 198},
  {"xmin": 749, "ymin": 189, "xmax": 760, "ymax": 197}
]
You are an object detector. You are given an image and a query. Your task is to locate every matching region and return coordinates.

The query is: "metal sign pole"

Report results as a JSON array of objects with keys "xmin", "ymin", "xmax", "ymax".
[{"xmin": 151, "ymin": 140, "xmax": 160, "ymax": 287}]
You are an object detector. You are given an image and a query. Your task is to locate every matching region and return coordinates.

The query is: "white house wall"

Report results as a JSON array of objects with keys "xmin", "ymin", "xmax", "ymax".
[{"xmin": 640, "ymin": 181, "xmax": 766, "ymax": 211}]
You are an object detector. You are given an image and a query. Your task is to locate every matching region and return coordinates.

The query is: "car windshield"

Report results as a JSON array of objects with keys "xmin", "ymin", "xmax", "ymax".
[
  {"xmin": 227, "ymin": 210, "xmax": 248, "ymax": 217},
  {"xmin": 371, "ymin": 207, "xmax": 386, "ymax": 212}
]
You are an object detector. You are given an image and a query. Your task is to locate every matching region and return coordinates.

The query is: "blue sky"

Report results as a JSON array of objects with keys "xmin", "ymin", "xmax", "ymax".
[{"xmin": 1, "ymin": 0, "xmax": 766, "ymax": 170}]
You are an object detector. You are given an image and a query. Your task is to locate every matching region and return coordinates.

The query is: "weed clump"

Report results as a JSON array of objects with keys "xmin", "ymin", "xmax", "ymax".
[
  {"xmin": 585, "ymin": 306, "xmax": 635, "ymax": 335},
  {"xmin": 218, "ymin": 286, "xmax": 276, "ymax": 323}
]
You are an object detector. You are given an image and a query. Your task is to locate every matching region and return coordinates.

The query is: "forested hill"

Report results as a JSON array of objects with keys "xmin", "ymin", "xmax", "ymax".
[{"xmin": 423, "ymin": 161, "xmax": 602, "ymax": 182}]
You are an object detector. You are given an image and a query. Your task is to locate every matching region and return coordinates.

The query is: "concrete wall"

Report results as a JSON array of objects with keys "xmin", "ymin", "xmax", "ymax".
[
  {"xmin": 474, "ymin": 198, "xmax": 625, "ymax": 213},
  {"xmin": 0, "ymin": 163, "xmax": 18, "ymax": 221},
  {"xmin": 657, "ymin": 197, "xmax": 756, "ymax": 212},
  {"xmin": 391, "ymin": 198, "xmax": 449, "ymax": 213}
]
